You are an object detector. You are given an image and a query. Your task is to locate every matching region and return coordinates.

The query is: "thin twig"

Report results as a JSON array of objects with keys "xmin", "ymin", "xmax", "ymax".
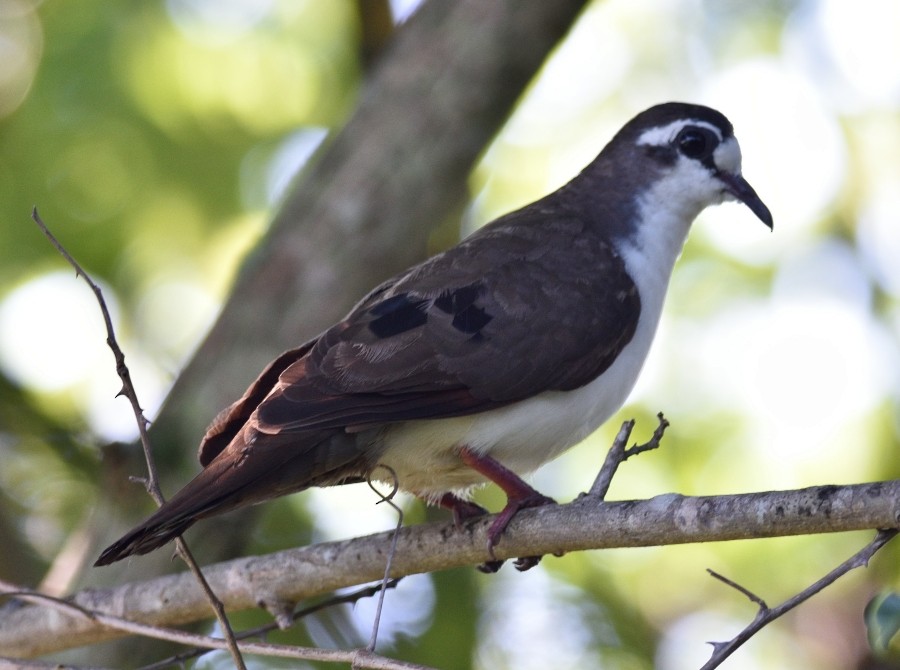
[
  {"xmin": 587, "ymin": 420, "xmax": 634, "ymax": 499},
  {"xmin": 0, "ymin": 579, "xmax": 430, "ymax": 669},
  {"xmin": 366, "ymin": 466, "xmax": 404, "ymax": 654},
  {"xmin": 702, "ymin": 528, "xmax": 899, "ymax": 669},
  {"xmin": 706, "ymin": 570, "xmax": 767, "ymax": 609},
  {"xmin": 31, "ymin": 209, "xmax": 246, "ymax": 669},
  {"xmin": 136, "ymin": 580, "xmax": 402, "ymax": 670},
  {"xmin": 0, "ymin": 656, "xmax": 112, "ymax": 670},
  {"xmin": 588, "ymin": 412, "xmax": 669, "ymax": 499},
  {"xmin": 30, "ymin": 209, "xmax": 159, "ymax": 487},
  {"xmin": 0, "ymin": 585, "xmax": 98, "ymax": 622},
  {"xmin": 626, "ymin": 412, "xmax": 669, "ymax": 458},
  {"xmin": 171, "ymin": 538, "xmax": 246, "ymax": 667}
]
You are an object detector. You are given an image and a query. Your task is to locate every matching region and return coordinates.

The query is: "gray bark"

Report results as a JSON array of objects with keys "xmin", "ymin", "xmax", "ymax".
[{"xmin": 4, "ymin": 481, "xmax": 898, "ymax": 656}]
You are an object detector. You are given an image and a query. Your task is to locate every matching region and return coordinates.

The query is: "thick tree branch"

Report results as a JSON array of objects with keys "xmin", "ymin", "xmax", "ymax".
[{"xmin": 3, "ymin": 480, "xmax": 898, "ymax": 657}]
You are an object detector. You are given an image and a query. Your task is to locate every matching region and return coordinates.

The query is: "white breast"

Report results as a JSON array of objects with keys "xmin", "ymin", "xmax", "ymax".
[{"xmin": 377, "ymin": 181, "xmax": 699, "ymax": 498}]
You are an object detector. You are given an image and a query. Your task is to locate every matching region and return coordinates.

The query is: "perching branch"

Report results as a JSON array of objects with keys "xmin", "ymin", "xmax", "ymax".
[{"xmin": 2, "ymin": 478, "xmax": 898, "ymax": 657}]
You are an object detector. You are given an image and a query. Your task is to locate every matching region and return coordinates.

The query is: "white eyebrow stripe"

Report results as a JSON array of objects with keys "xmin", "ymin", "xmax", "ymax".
[{"xmin": 636, "ymin": 119, "xmax": 724, "ymax": 147}]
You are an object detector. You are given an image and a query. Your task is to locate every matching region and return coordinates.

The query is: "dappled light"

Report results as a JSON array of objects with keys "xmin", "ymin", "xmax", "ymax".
[
  {"xmin": 0, "ymin": 0, "xmax": 42, "ymax": 120},
  {"xmin": 1, "ymin": 0, "xmax": 899, "ymax": 668},
  {"xmin": 0, "ymin": 272, "xmax": 116, "ymax": 392}
]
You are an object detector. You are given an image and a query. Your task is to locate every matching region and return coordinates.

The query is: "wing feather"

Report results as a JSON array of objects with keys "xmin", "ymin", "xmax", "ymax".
[{"xmin": 249, "ymin": 210, "xmax": 641, "ymax": 434}]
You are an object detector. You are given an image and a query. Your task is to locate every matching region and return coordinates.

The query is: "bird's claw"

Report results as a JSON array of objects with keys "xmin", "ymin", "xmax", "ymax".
[
  {"xmin": 513, "ymin": 555, "xmax": 542, "ymax": 571},
  {"xmin": 483, "ymin": 491, "xmax": 555, "ymax": 571}
]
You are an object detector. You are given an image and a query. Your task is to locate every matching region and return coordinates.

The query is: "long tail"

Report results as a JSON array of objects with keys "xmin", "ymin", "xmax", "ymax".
[
  {"xmin": 94, "ymin": 448, "xmax": 277, "ymax": 565},
  {"xmin": 94, "ymin": 427, "xmax": 365, "ymax": 566},
  {"xmin": 94, "ymin": 497, "xmax": 208, "ymax": 565}
]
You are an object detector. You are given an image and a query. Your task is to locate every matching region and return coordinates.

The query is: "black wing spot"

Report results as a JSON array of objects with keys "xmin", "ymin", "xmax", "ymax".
[
  {"xmin": 434, "ymin": 285, "xmax": 480, "ymax": 313},
  {"xmin": 434, "ymin": 285, "xmax": 492, "ymax": 335},
  {"xmin": 451, "ymin": 305, "xmax": 491, "ymax": 335},
  {"xmin": 368, "ymin": 294, "xmax": 429, "ymax": 338}
]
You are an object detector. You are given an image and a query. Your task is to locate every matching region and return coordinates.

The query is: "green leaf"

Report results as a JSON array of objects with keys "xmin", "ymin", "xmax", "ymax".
[{"xmin": 865, "ymin": 591, "xmax": 900, "ymax": 653}]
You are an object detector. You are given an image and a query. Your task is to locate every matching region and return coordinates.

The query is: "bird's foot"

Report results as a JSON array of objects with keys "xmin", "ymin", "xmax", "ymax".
[
  {"xmin": 437, "ymin": 493, "xmax": 505, "ymax": 572},
  {"xmin": 486, "ymin": 491, "xmax": 555, "ymax": 571},
  {"xmin": 458, "ymin": 447, "xmax": 556, "ymax": 571},
  {"xmin": 437, "ymin": 493, "xmax": 489, "ymax": 526}
]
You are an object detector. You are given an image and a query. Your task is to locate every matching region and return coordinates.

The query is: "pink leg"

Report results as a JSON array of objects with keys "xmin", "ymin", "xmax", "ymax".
[
  {"xmin": 458, "ymin": 447, "xmax": 555, "ymax": 561},
  {"xmin": 437, "ymin": 493, "xmax": 488, "ymax": 526}
]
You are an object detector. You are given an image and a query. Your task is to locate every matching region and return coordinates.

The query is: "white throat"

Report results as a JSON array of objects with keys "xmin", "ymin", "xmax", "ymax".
[{"xmin": 617, "ymin": 169, "xmax": 702, "ymax": 322}]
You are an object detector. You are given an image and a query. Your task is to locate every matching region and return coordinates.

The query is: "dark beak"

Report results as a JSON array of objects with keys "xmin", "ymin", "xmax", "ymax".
[{"xmin": 717, "ymin": 171, "xmax": 773, "ymax": 229}]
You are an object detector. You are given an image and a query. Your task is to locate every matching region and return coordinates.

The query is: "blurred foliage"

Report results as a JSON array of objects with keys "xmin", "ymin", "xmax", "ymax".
[
  {"xmin": 2, "ymin": 0, "xmax": 900, "ymax": 669},
  {"xmin": 867, "ymin": 590, "xmax": 900, "ymax": 657},
  {"xmin": 0, "ymin": 1, "xmax": 358, "ymax": 290}
]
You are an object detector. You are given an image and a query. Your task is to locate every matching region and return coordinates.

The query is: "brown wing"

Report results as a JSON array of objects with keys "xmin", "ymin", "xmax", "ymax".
[
  {"xmin": 103, "ymin": 193, "xmax": 643, "ymax": 567},
  {"xmin": 251, "ymin": 210, "xmax": 641, "ymax": 434},
  {"xmin": 198, "ymin": 343, "xmax": 315, "ymax": 465}
]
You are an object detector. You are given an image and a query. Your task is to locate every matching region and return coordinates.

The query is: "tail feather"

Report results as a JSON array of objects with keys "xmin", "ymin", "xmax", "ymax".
[
  {"xmin": 95, "ymin": 463, "xmax": 244, "ymax": 565},
  {"xmin": 94, "ymin": 426, "xmax": 369, "ymax": 566},
  {"xmin": 94, "ymin": 511, "xmax": 198, "ymax": 565}
]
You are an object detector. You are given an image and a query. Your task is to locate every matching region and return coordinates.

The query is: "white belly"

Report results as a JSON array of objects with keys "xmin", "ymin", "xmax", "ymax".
[{"xmin": 376, "ymin": 285, "xmax": 664, "ymax": 497}]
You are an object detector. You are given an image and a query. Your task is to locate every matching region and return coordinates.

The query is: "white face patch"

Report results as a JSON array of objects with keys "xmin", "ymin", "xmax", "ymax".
[
  {"xmin": 712, "ymin": 136, "xmax": 742, "ymax": 174},
  {"xmin": 636, "ymin": 119, "xmax": 724, "ymax": 147}
]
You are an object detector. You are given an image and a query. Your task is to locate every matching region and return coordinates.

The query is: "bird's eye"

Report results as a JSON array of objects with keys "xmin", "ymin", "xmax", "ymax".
[{"xmin": 676, "ymin": 127, "xmax": 717, "ymax": 159}]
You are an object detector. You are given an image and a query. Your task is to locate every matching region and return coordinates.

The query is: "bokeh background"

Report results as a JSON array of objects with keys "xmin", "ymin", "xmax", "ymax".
[{"xmin": 1, "ymin": 0, "xmax": 900, "ymax": 668}]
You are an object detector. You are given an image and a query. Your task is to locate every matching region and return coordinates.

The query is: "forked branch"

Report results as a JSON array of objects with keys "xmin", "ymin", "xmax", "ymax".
[{"xmin": 702, "ymin": 529, "xmax": 899, "ymax": 669}]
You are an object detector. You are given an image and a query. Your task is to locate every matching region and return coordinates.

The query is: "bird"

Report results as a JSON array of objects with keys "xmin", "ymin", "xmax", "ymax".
[{"xmin": 95, "ymin": 102, "xmax": 772, "ymax": 568}]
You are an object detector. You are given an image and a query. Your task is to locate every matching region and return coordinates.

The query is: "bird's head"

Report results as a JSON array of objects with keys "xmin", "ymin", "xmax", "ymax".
[{"xmin": 613, "ymin": 102, "xmax": 773, "ymax": 230}]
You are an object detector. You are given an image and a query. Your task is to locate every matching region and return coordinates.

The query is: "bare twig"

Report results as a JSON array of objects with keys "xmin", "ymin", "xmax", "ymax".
[
  {"xmin": 588, "ymin": 413, "xmax": 669, "ymax": 499},
  {"xmin": 702, "ymin": 529, "xmax": 899, "ymax": 669},
  {"xmin": 0, "ymin": 584, "xmax": 98, "ymax": 621},
  {"xmin": 588, "ymin": 419, "xmax": 634, "ymax": 499},
  {"xmin": 0, "ymin": 579, "xmax": 430, "ymax": 669},
  {"xmin": 31, "ymin": 210, "xmax": 158, "ymax": 486},
  {"xmin": 31, "ymin": 209, "xmax": 246, "ymax": 670},
  {"xmin": 139, "ymin": 580, "xmax": 402, "ymax": 670},
  {"xmin": 705, "ymin": 570, "xmax": 767, "ymax": 610},
  {"xmin": 366, "ymin": 467, "xmax": 404, "ymax": 653},
  {"xmin": 170, "ymin": 539, "xmax": 246, "ymax": 667},
  {"xmin": 0, "ymin": 656, "xmax": 112, "ymax": 670}
]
